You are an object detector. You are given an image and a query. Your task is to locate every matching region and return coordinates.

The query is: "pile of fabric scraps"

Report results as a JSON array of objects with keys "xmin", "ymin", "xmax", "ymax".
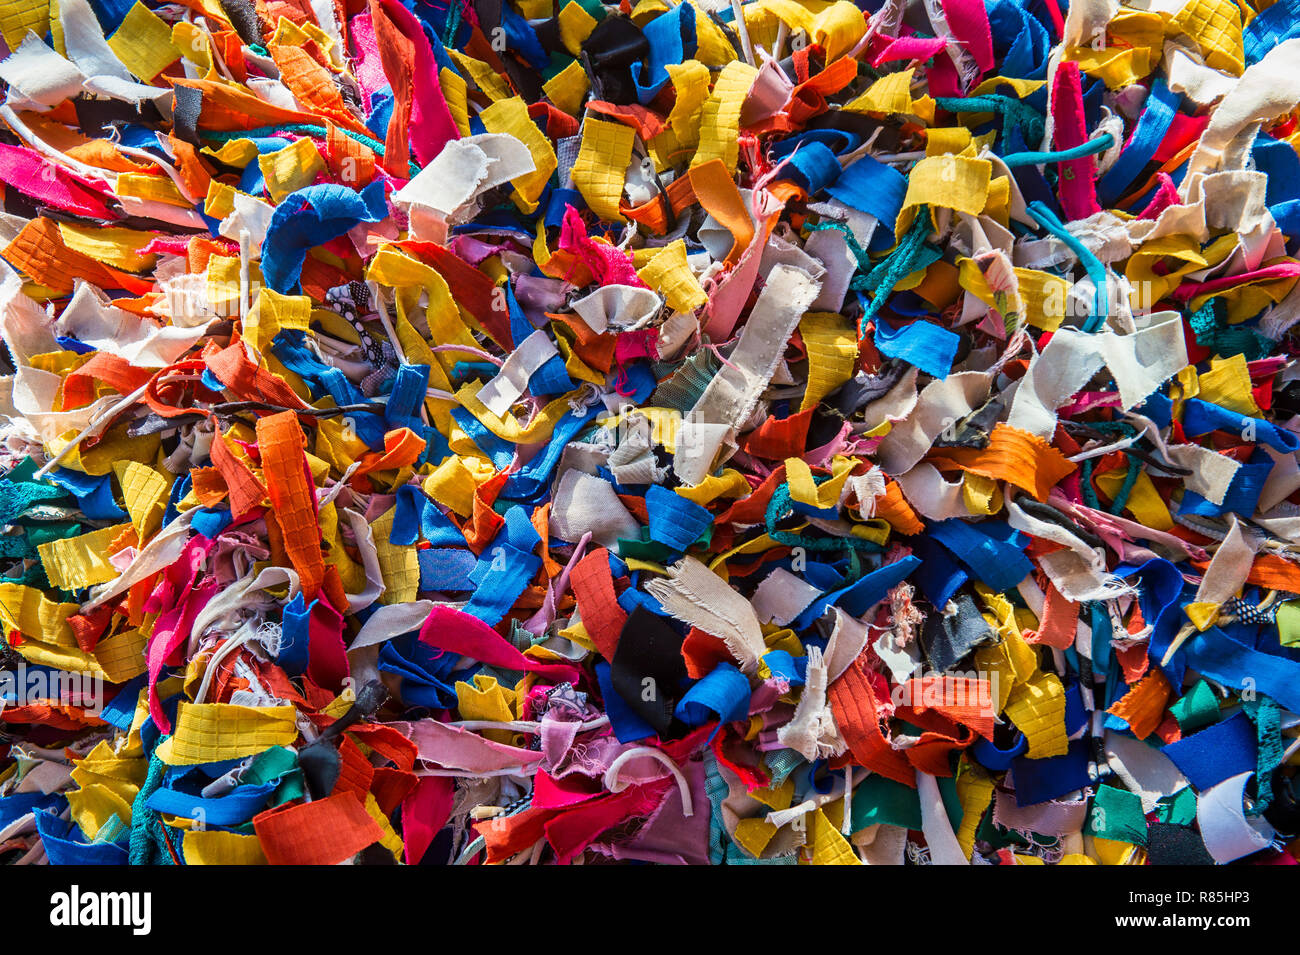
[{"xmin": 3, "ymin": 0, "xmax": 1300, "ymax": 867}]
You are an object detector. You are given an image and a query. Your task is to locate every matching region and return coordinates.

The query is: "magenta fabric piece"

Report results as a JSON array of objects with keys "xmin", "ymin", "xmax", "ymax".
[
  {"xmin": 1051, "ymin": 62, "xmax": 1101, "ymax": 221},
  {"xmin": 418, "ymin": 604, "xmax": 581, "ymax": 684},
  {"xmin": 347, "ymin": 12, "xmax": 389, "ymax": 102},
  {"xmin": 0, "ymin": 144, "xmax": 116, "ymax": 218},
  {"xmin": 146, "ymin": 570, "xmax": 217, "ymax": 733},
  {"xmin": 559, "ymin": 206, "xmax": 646, "ymax": 287},
  {"xmin": 1136, "ymin": 172, "xmax": 1180, "ymax": 219},
  {"xmin": 1176, "ymin": 262, "xmax": 1300, "ymax": 300},
  {"xmin": 872, "ymin": 35, "xmax": 950, "ymax": 67},
  {"xmin": 532, "ymin": 768, "xmax": 602, "ymax": 809},
  {"xmin": 401, "ymin": 775, "xmax": 455, "ymax": 864},
  {"xmin": 306, "ymin": 594, "xmax": 350, "ymax": 691},
  {"xmin": 377, "ymin": 0, "xmax": 460, "ymax": 166},
  {"xmin": 941, "ymin": 0, "xmax": 995, "ymax": 73}
]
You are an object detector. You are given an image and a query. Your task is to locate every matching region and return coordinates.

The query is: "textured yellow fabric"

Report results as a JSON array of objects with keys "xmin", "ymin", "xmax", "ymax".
[
  {"xmin": 246, "ymin": 288, "xmax": 313, "ymax": 352},
  {"xmin": 1095, "ymin": 468, "xmax": 1173, "ymax": 530},
  {"xmin": 636, "ymin": 240, "xmax": 707, "ymax": 311},
  {"xmin": 440, "ymin": 67, "xmax": 472, "ymax": 136},
  {"xmin": 799, "ymin": 312, "xmax": 858, "ymax": 412},
  {"xmin": 666, "ymin": 60, "xmax": 710, "ymax": 148},
  {"xmin": 572, "ymin": 117, "xmax": 636, "ymax": 222},
  {"xmin": 480, "ymin": 97, "xmax": 558, "ymax": 214},
  {"xmin": 1171, "ymin": 0, "xmax": 1245, "ymax": 75},
  {"xmin": 1061, "ymin": 45, "xmax": 1148, "ymax": 89},
  {"xmin": 455, "ymin": 381, "xmax": 575, "ymax": 443},
  {"xmin": 448, "ymin": 50, "xmax": 512, "ymax": 101},
  {"xmin": 750, "ymin": 775, "xmax": 796, "ymax": 810},
  {"xmin": 963, "ymin": 471, "xmax": 1003, "ymax": 515},
  {"xmin": 157, "ymin": 703, "xmax": 300, "ymax": 765},
  {"xmin": 173, "ymin": 20, "xmax": 214, "ymax": 74},
  {"xmin": 543, "ymin": 60, "xmax": 590, "ymax": 116},
  {"xmin": 107, "ymin": 2, "xmax": 178, "ymax": 79},
  {"xmin": 37, "ymin": 523, "xmax": 132, "ymax": 589},
  {"xmin": 424, "ymin": 454, "xmax": 487, "ymax": 516},
  {"xmin": 259, "ymin": 136, "xmax": 326, "ymax": 204},
  {"xmin": 364, "ymin": 791, "xmax": 404, "ymax": 859},
  {"xmin": 68, "ymin": 784, "xmax": 134, "ymax": 841},
  {"xmin": 207, "ymin": 254, "xmax": 262, "ymax": 317},
  {"xmin": 787, "ymin": 455, "xmax": 856, "ymax": 510},
  {"xmin": 115, "ymin": 172, "xmax": 191, "ymax": 207},
  {"xmin": 183, "ymin": 829, "xmax": 268, "ymax": 864},
  {"xmin": 1124, "ymin": 234, "xmax": 1213, "ymax": 307},
  {"xmin": 456, "ymin": 674, "xmax": 517, "ymax": 722},
  {"xmin": 805, "ymin": 807, "xmax": 861, "ymax": 865},
  {"xmin": 1005, "ymin": 670, "xmax": 1069, "ymax": 758},
  {"xmin": 93, "ymin": 627, "xmax": 149, "ymax": 683},
  {"xmin": 114, "ymin": 460, "xmax": 169, "ymax": 538},
  {"xmin": 0, "ymin": 0, "xmax": 50, "ymax": 48},
  {"xmin": 955, "ymin": 766, "xmax": 996, "ymax": 859},
  {"xmin": 674, "ymin": 468, "xmax": 750, "ymax": 504},
  {"xmin": 0, "ymin": 582, "xmax": 79, "ymax": 644},
  {"xmin": 692, "ymin": 61, "xmax": 759, "ymax": 173},
  {"xmin": 926, "ymin": 126, "xmax": 973, "ymax": 156},
  {"xmin": 733, "ymin": 816, "xmax": 778, "ymax": 857},
  {"xmin": 372, "ymin": 505, "xmax": 420, "ymax": 604}
]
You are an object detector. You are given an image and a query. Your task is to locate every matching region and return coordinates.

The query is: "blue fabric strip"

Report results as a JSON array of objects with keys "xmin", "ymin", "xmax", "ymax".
[{"xmin": 1096, "ymin": 78, "xmax": 1177, "ymax": 206}]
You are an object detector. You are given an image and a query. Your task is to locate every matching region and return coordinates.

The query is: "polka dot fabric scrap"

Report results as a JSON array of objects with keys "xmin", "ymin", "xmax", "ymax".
[{"xmin": 0, "ymin": 0, "xmax": 1299, "ymax": 866}]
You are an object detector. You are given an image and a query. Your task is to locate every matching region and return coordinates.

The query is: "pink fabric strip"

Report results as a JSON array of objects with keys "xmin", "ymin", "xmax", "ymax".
[
  {"xmin": 401, "ymin": 718, "xmax": 545, "ymax": 773},
  {"xmin": 418, "ymin": 604, "xmax": 581, "ymax": 684},
  {"xmin": 872, "ymin": 35, "xmax": 950, "ymax": 68},
  {"xmin": 379, "ymin": 0, "xmax": 460, "ymax": 166},
  {"xmin": 941, "ymin": 0, "xmax": 995, "ymax": 73},
  {"xmin": 1136, "ymin": 172, "xmax": 1179, "ymax": 219},
  {"xmin": 306, "ymin": 594, "xmax": 350, "ymax": 691},
  {"xmin": 1051, "ymin": 62, "xmax": 1101, "ymax": 221},
  {"xmin": 559, "ymin": 206, "xmax": 646, "ymax": 287},
  {"xmin": 1175, "ymin": 262, "xmax": 1300, "ymax": 300},
  {"xmin": 0, "ymin": 144, "xmax": 116, "ymax": 219},
  {"xmin": 145, "ymin": 538, "xmax": 217, "ymax": 733},
  {"xmin": 401, "ymin": 775, "xmax": 454, "ymax": 864},
  {"xmin": 347, "ymin": 12, "xmax": 389, "ymax": 103}
]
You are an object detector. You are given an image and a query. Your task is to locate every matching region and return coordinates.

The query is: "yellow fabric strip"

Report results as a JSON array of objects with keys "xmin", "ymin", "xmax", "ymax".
[
  {"xmin": 57, "ymin": 223, "xmax": 157, "ymax": 272},
  {"xmin": 37, "ymin": 523, "xmax": 132, "ymax": 589},
  {"xmin": 636, "ymin": 239, "xmax": 707, "ymax": 311},
  {"xmin": 902, "ymin": 154, "xmax": 993, "ymax": 217},
  {"xmin": 183, "ymin": 828, "xmax": 269, "ymax": 864},
  {"xmin": 692, "ymin": 61, "xmax": 759, "ymax": 173},
  {"xmin": 156, "ymin": 703, "xmax": 300, "ymax": 765},
  {"xmin": 258, "ymin": 136, "xmax": 326, "ymax": 204},
  {"xmin": 799, "ymin": 311, "xmax": 858, "ymax": 412},
  {"xmin": 106, "ymin": 1, "xmax": 178, "ymax": 79},
  {"xmin": 480, "ymin": 97, "xmax": 559, "ymax": 214},
  {"xmin": 543, "ymin": 59, "xmax": 589, "ymax": 116},
  {"xmin": 372, "ymin": 505, "xmax": 420, "ymax": 604},
  {"xmin": 572, "ymin": 117, "xmax": 636, "ymax": 222}
]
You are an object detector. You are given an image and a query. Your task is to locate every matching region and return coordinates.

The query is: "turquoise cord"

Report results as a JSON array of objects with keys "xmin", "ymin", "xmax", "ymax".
[
  {"xmin": 1026, "ymin": 200, "xmax": 1109, "ymax": 332},
  {"xmin": 1000, "ymin": 133, "xmax": 1115, "ymax": 168}
]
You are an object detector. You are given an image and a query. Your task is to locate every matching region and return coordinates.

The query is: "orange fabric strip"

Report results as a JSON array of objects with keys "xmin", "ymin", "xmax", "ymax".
[
  {"xmin": 253, "ymin": 792, "xmax": 384, "ymax": 864},
  {"xmin": 255, "ymin": 411, "xmax": 327, "ymax": 598},
  {"xmin": 926, "ymin": 422, "xmax": 1077, "ymax": 501},
  {"xmin": 569, "ymin": 548, "xmax": 627, "ymax": 662}
]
